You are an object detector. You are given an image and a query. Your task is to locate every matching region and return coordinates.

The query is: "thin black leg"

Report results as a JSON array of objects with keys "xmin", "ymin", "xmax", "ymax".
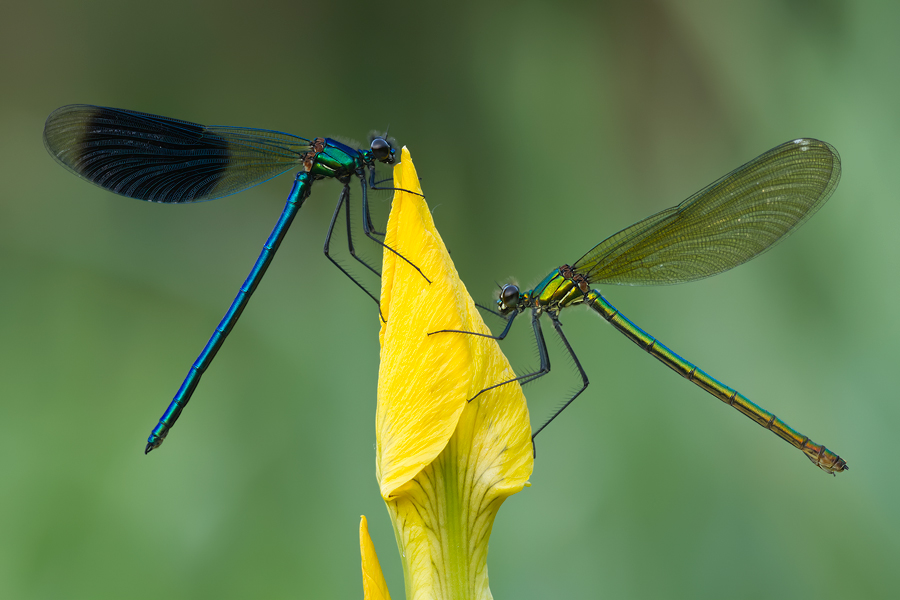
[
  {"xmin": 364, "ymin": 166, "xmax": 387, "ymax": 236},
  {"xmin": 368, "ymin": 164, "xmax": 425, "ymax": 198},
  {"xmin": 362, "ymin": 168, "xmax": 384, "ymax": 237},
  {"xmin": 475, "ymin": 301, "xmax": 505, "ymax": 319},
  {"xmin": 359, "ymin": 176, "xmax": 431, "ymax": 284},
  {"xmin": 464, "ymin": 309, "xmax": 551, "ymax": 402},
  {"xmin": 341, "ymin": 181, "xmax": 381, "ymax": 277},
  {"xmin": 531, "ymin": 312, "xmax": 590, "ymax": 441},
  {"xmin": 366, "ymin": 163, "xmax": 429, "ymax": 238},
  {"xmin": 323, "ymin": 183, "xmax": 380, "ymax": 307},
  {"xmin": 428, "ymin": 309, "xmax": 519, "ymax": 341},
  {"xmin": 370, "ymin": 168, "xmax": 393, "ymax": 190}
]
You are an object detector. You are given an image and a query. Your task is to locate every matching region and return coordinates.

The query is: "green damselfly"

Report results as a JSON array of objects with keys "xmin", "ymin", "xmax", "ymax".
[{"xmin": 433, "ymin": 138, "xmax": 846, "ymax": 474}]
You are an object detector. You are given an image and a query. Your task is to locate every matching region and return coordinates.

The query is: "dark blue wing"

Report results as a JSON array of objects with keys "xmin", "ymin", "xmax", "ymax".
[{"xmin": 43, "ymin": 105, "xmax": 311, "ymax": 203}]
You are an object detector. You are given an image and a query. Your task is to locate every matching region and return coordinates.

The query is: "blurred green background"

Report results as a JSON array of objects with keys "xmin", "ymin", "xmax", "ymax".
[{"xmin": 1, "ymin": 0, "xmax": 897, "ymax": 598}]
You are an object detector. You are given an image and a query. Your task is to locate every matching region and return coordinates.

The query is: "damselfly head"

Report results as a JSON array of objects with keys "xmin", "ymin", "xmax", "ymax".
[
  {"xmin": 369, "ymin": 136, "xmax": 395, "ymax": 164},
  {"xmin": 498, "ymin": 284, "xmax": 521, "ymax": 314}
]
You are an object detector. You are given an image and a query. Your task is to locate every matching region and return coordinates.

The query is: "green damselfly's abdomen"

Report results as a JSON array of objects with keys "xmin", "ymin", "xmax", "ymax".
[{"xmin": 584, "ymin": 290, "xmax": 847, "ymax": 474}]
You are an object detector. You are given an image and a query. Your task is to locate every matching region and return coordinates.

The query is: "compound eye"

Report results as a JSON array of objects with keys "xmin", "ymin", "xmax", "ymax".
[
  {"xmin": 500, "ymin": 284, "xmax": 520, "ymax": 307},
  {"xmin": 370, "ymin": 137, "xmax": 393, "ymax": 163}
]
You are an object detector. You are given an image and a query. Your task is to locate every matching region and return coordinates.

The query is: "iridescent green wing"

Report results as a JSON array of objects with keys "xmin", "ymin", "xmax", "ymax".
[
  {"xmin": 574, "ymin": 139, "xmax": 841, "ymax": 285},
  {"xmin": 43, "ymin": 105, "xmax": 310, "ymax": 203}
]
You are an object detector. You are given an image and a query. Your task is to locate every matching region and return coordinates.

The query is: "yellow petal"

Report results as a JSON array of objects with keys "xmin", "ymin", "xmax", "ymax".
[
  {"xmin": 376, "ymin": 148, "xmax": 533, "ymax": 599},
  {"xmin": 359, "ymin": 516, "xmax": 391, "ymax": 600},
  {"xmin": 376, "ymin": 147, "xmax": 532, "ymax": 499}
]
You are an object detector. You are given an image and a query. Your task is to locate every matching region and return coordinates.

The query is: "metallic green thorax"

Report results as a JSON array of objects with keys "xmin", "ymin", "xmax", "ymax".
[
  {"xmin": 308, "ymin": 138, "xmax": 374, "ymax": 179},
  {"xmin": 529, "ymin": 269, "xmax": 583, "ymax": 310}
]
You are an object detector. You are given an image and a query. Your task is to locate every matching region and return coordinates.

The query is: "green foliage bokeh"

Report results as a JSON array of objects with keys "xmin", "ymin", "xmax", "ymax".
[{"xmin": 1, "ymin": 1, "xmax": 896, "ymax": 598}]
